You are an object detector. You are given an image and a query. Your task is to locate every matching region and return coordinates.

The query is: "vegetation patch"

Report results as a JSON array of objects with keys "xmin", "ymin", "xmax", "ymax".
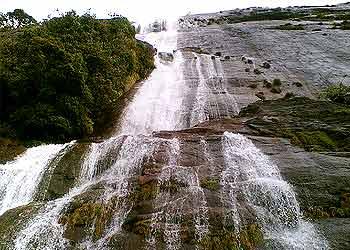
[
  {"xmin": 60, "ymin": 200, "xmax": 115, "ymax": 241},
  {"xmin": 305, "ymin": 193, "xmax": 350, "ymax": 219},
  {"xmin": 239, "ymin": 97, "xmax": 350, "ymax": 152},
  {"xmin": 0, "ymin": 10, "xmax": 155, "ymax": 143},
  {"xmin": 159, "ymin": 179, "xmax": 188, "ymax": 193},
  {"xmin": 200, "ymin": 178, "xmax": 220, "ymax": 191},
  {"xmin": 320, "ymin": 83, "xmax": 350, "ymax": 105},
  {"xmin": 199, "ymin": 224, "xmax": 264, "ymax": 250}
]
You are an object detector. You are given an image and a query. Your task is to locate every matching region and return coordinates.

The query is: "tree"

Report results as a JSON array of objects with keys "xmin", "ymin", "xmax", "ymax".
[{"xmin": 0, "ymin": 9, "xmax": 36, "ymax": 29}]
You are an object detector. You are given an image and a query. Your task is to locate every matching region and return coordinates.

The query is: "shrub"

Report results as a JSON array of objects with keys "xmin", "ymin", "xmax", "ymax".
[
  {"xmin": 273, "ymin": 78, "xmax": 282, "ymax": 86},
  {"xmin": 320, "ymin": 84, "xmax": 350, "ymax": 105}
]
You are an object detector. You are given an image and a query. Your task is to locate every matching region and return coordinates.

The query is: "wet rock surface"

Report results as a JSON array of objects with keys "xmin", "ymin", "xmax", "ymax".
[{"xmin": 178, "ymin": 17, "xmax": 350, "ymax": 110}]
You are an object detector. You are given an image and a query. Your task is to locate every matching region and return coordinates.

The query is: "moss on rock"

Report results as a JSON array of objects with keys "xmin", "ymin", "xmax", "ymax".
[
  {"xmin": 239, "ymin": 97, "xmax": 350, "ymax": 152},
  {"xmin": 0, "ymin": 203, "xmax": 42, "ymax": 249},
  {"xmin": 200, "ymin": 178, "xmax": 220, "ymax": 191},
  {"xmin": 200, "ymin": 224, "xmax": 264, "ymax": 250}
]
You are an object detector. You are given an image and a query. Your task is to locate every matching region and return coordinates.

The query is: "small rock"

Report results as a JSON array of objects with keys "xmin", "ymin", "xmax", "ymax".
[
  {"xmin": 241, "ymin": 56, "xmax": 246, "ymax": 61},
  {"xmin": 256, "ymin": 92, "xmax": 265, "ymax": 100},
  {"xmin": 248, "ymin": 83, "xmax": 258, "ymax": 89},
  {"xmin": 158, "ymin": 52, "xmax": 174, "ymax": 62},
  {"xmin": 261, "ymin": 62, "xmax": 271, "ymax": 69},
  {"xmin": 253, "ymin": 68, "xmax": 263, "ymax": 75},
  {"xmin": 224, "ymin": 55, "xmax": 230, "ymax": 60},
  {"xmin": 215, "ymin": 52, "xmax": 222, "ymax": 57},
  {"xmin": 263, "ymin": 80, "xmax": 272, "ymax": 88},
  {"xmin": 138, "ymin": 175, "xmax": 157, "ymax": 185},
  {"xmin": 247, "ymin": 59, "xmax": 254, "ymax": 64},
  {"xmin": 211, "ymin": 55, "xmax": 216, "ymax": 60},
  {"xmin": 272, "ymin": 78, "xmax": 282, "ymax": 86},
  {"xmin": 293, "ymin": 81, "xmax": 303, "ymax": 87},
  {"xmin": 322, "ymin": 33, "xmax": 328, "ymax": 36},
  {"xmin": 245, "ymin": 68, "xmax": 250, "ymax": 72}
]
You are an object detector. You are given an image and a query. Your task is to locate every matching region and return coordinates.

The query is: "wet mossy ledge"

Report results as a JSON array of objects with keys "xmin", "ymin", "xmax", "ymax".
[
  {"xmin": 0, "ymin": 10, "xmax": 155, "ymax": 147},
  {"xmin": 239, "ymin": 96, "xmax": 350, "ymax": 152}
]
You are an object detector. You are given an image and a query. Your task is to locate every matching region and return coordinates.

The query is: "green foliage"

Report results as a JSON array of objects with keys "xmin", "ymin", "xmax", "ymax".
[
  {"xmin": 0, "ymin": 10, "xmax": 155, "ymax": 142},
  {"xmin": 320, "ymin": 83, "xmax": 350, "ymax": 105},
  {"xmin": 0, "ymin": 9, "xmax": 37, "ymax": 29},
  {"xmin": 291, "ymin": 131, "xmax": 337, "ymax": 151},
  {"xmin": 272, "ymin": 78, "xmax": 282, "ymax": 86},
  {"xmin": 200, "ymin": 178, "xmax": 220, "ymax": 191}
]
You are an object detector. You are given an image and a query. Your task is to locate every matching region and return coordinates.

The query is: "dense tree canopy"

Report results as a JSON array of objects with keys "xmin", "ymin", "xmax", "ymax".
[{"xmin": 0, "ymin": 10, "xmax": 155, "ymax": 142}]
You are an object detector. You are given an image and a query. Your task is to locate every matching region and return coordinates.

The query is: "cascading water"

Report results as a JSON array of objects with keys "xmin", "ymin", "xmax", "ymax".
[
  {"xmin": 119, "ymin": 27, "xmax": 188, "ymax": 135},
  {"xmin": 189, "ymin": 53, "xmax": 239, "ymax": 126},
  {"xmin": 0, "ymin": 142, "xmax": 74, "ymax": 216},
  {"xmin": 221, "ymin": 132, "xmax": 328, "ymax": 250}
]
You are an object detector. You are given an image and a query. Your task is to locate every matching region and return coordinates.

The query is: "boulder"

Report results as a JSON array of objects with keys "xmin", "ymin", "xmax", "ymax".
[{"xmin": 158, "ymin": 52, "xmax": 174, "ymax": 62}]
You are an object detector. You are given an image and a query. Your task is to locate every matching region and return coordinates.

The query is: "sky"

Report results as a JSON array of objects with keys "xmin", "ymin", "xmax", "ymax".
[{"xmin": 0, "ymin": 0, "xmax": 347, "ymax": 25}]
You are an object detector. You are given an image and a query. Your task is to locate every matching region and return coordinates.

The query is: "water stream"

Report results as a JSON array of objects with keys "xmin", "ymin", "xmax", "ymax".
[{"xmin": 0, "ymin": 142, "xmax": 74, "ymax": 216}]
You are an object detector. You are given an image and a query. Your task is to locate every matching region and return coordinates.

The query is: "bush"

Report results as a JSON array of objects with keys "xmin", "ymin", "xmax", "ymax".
[
  {"xmin": 0, "ymin": 10, "xmax": 155, "ymax": 142},
  {"xmin": 273, "ymin": 78, "xmax": 282, "ymax": 86},
  {"xmin": 320, "ymin": 84, "xmax": 350, "ymax": 105}
]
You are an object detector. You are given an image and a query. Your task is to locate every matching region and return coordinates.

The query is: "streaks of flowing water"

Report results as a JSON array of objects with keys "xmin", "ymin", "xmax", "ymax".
[
  {"xmin": 0, "ymin": 142, "xmax": 74, "ymax": 216},
  {"xmin": 15, "ymin": 135, "xmax": 157, "ymax": 250},
  {"xmin": 80, "ymin": 136, "xmax": 158, "ymax": 249},
  {"xmin": 120, "ymin": 31, "xmax": 188, "ymax": 135},
  {"xmin": 222, "ymin": 132, "xmax": 328, "ymax": 250},
  {"xmin": 14, "ymin": 181, "xmax": 93, "ymax": 250},
  {"xmin": 147, "ymin": 139, "xmax": 209, "ymax": 250},
  {"xmin": 190, "ymin": 53, "xmax": 239, "ymax": 126}
]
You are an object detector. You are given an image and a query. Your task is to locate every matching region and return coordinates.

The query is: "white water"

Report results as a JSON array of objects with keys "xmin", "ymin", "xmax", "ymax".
[
  {"xmin": 14, "ymin": 135, "xmax": 158, "ymax": 250},
  {"xmin": 120, "ymin": 29, "xmax": 188, "ymax": 135},
  {"xmin": 222, "ymin": 132, "xmax": 328, "ymax": 250},
  {"xmin": 190, "ymin": 53, "xmax": 239, "ymax": 126},
  {"xmin": 0, "ymin": 142, "xmax": 74, "ymax": 216},
  {"xmin": 147, "ymin": 138, "xmax": 209, "ymax": 250}
]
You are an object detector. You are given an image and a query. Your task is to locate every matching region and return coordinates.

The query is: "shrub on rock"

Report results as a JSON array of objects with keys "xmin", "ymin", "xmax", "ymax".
[{"xmin": 320, "ymin": 83, "xmax": 350, "ymax": 105}]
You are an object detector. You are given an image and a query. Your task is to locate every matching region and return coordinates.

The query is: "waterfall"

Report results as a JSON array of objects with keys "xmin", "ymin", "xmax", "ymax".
[
  {"xmin": 6, "ymin": 18, "xmax": 330, "ymax": 250},
  {"xmin": 0, "ymin": 142, "xmax": 74, "ymax": 216},
  {"xmin": 120, "ymin": 29, "xmax": 188, "ymax": 135},
  {"xmin": 221, "ymin": 132, "xmax": 328, "ymax": 249},
  {"xmin": 190, "ymin": 53, "xmax": 239, "ymax": 126},
  {"xmin": 146, "ymin": 138, "xmax": 209, "ymax": 250}
]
